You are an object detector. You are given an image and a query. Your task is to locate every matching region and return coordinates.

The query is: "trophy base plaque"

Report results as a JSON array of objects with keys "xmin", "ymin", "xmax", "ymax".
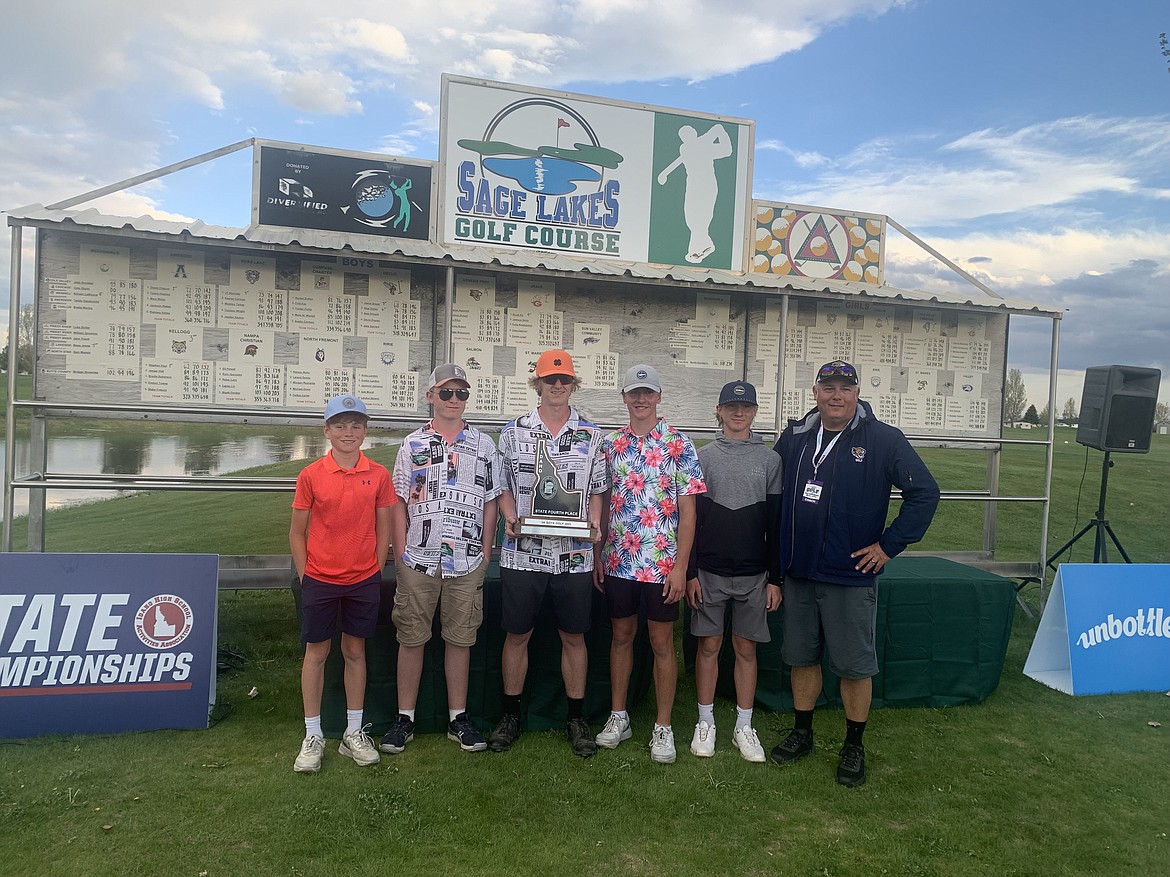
[{"xmin": 518, "ymin": 517, "xmax": 596, "ymax": 540}]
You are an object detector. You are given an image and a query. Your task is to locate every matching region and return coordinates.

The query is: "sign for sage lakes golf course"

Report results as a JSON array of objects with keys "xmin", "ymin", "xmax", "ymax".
[
  {"xmin": 0, "ymin": 554, "xmax": 219, "ymax": 737},
  {"xmin": 440, "ymin": 75, "xmax": 754, "ymax": 270}
]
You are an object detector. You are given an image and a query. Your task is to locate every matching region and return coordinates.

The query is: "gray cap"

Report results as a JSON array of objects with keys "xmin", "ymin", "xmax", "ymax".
[
  {"xmin": 718, "ymin": 381, "xmax": 757, "ymax": 406},
  {"xmin": 622, "ymin": 364, "xmax": 661, "ymax": 393},
  {"xmin": 324, "ymin": 394, "xmax": 368, "ymax": 421},
  {"xmin": 427, "ymin": 363, "xmax": 469, "ymax": 390}
]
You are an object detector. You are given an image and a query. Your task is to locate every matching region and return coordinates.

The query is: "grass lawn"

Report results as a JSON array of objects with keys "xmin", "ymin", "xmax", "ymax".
[
  {"xmin": 1, "ymin": 427, "xmax": 1168, "ymax": 875},
  {"xmin": 2, "ymin": 586, "xmax": 1167, "ymax": 877}
]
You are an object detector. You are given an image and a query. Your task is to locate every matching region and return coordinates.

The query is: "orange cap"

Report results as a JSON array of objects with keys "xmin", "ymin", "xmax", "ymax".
[{"xmin": 534, "ymin": 349, "xmax": 575, "ymax": 378}]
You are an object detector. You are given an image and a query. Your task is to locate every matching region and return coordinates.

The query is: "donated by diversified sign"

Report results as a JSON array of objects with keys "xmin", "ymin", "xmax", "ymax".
[
  {"xmin": 440, "ymin": 75, "xmax": 753, "ymax": 270},
  {"xmin": 0, "ymin": 554, "xmax": 219, "ymax": 737},
  {"xmin": 254, "ymin": 140, "xmax": 434, "ymax": 240}
]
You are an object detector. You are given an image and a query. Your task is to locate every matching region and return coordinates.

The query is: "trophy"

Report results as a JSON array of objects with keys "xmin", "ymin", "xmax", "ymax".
[{"xmin": 518, "ymin": 438, "xmax": 595, "ymax": 539}]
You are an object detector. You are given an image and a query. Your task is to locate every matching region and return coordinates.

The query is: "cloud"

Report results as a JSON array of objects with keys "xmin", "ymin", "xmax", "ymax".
[{"xmin": 780, "ymin": 116, "xmax": 1170, "ymax": 227}]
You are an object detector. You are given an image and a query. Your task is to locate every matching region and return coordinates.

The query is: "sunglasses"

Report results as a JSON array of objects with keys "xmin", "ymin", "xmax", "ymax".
[
  {"xmin": 541, "ymin": 374, "xmax": 574, "ymax": 386},
  {"xmin": 436, "ymin": 388, "xmax": 470, "ymax": 401},
  {"xmin": 818, "ymin": 362, "xmax": 857, "ymax": 378}
]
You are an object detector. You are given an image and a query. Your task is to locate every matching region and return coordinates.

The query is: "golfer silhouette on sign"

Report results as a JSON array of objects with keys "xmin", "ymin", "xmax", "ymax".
[
  {"xmin": 657, "ymin": 124, "xmax": 732, "ymax": 264},
  {"xmin": 390, "ymin": 178, "xmax": 412, "ymax": 230}
]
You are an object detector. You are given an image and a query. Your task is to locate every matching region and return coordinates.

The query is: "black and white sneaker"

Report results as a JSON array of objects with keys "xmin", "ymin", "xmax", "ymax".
[
  {"xmin": 448, "ymin": 713, "xmax": 488, "ymax": 752},
  {"xmin": 379, "ymin": 714, "xmax": 415, "ymax": 754}
]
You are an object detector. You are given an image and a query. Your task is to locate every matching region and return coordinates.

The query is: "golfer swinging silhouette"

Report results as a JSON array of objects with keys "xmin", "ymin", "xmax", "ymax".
[{"xmin": 657, "ymin": 123, "xmax": 732, "ymax": 264}]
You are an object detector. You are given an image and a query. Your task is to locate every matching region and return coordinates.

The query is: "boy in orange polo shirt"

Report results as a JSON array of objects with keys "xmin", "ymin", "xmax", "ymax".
[{"xmin": 291, "ymin": 394, "xmax": 395, "ymax": 773}]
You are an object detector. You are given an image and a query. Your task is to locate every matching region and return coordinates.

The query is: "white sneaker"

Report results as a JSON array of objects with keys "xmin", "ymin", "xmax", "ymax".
[
  {"xmin": 690, "ymin": 721, "xmax": 716, "ymax": 757},
  {"xmin": 649, "ymin": 725, "xmax": 677, "ymax": 764},
  {"xmin": 732, "ymin": 725, "xmax": 767, "ymax": 763},
  {"xmin": 293, "ymin": 734, "xmax": 324, "ymax": 773},
  {"xmin": 339, "ymin": 725, "xmax": 381, "ymax": 766},
  {"xmin": 595, "ymin": 712, "xmax": 633, "ymax": 749}
]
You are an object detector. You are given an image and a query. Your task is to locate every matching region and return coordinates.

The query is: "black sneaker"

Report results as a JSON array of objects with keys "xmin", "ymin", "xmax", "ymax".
[
  {"xmin": 770, "ymin": 728, "xmax": 814, "ymax": 765},
  {"xmin": 379, "ymin": 714, "xmax": 415, "ymax": 754},
  {"xmin": 447, "ymin": 713, "xmax": 488, "ymax": 752},
  {"xmin": 566, "ymin": 717, "xmax": 598, "ymax": 758},
  {"xmin": 487, "ymin": 714, "xmax": 521, "ymax": 752},
  {"xmin": 836, "ymin": 743, "xmax": 866, "ymax": 787}
]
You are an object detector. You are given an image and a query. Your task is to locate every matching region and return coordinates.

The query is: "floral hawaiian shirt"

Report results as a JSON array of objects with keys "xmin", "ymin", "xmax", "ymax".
[{"xmin": 601, "ymin": 418, "xmax": 706, "ymax": 583}]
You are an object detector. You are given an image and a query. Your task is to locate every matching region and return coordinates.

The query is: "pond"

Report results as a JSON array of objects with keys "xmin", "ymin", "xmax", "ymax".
[{"xmin": 1, "ymin": 420, "xmax": 403, "ymax": 521}]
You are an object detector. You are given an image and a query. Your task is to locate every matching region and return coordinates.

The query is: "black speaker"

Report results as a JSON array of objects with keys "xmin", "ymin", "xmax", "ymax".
[{"xmin": 1076, "ymin": 365, "xmax": 1161, "ymax": 453}]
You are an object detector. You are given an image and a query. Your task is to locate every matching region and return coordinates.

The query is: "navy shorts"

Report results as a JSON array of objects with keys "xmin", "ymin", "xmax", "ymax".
[
  {"xmin": 500, "ymin": 568, "xmax": 594, "ymax": 635},
  {"xmin": 300, "ymin": 571, "xmax": 381, "ymax": 643},
  {"xmin": 604, "ymin": 575, "xmax": 679, "ymax": 624}
]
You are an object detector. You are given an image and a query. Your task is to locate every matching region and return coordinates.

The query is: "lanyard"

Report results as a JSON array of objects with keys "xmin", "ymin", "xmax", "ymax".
[{"xmin": 811, "ymin": 425, "xmax": 842, "ymax": 479}]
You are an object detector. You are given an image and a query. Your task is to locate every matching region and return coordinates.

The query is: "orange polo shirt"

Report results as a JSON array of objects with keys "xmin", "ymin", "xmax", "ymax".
[{"xmin": 292, "ymin": 450, "xmax": 395, "ymax": 584}]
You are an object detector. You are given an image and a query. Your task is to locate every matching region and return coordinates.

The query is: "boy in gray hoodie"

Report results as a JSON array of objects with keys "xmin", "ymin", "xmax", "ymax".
[{"xmin": 685, "ymin": 381, "xmax": 782, "ymax": 762}]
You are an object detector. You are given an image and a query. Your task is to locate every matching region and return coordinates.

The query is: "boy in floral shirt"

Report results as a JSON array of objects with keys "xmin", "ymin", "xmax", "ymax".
[{"xmin": 593, "ymin": 364, "xmax": 706, "ymax": 764}]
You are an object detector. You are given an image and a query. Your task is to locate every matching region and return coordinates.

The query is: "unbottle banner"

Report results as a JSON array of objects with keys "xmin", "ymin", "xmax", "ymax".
[{"xmin": 1024, "ymin": 563, "xmax": 1170, "ymax": 695}]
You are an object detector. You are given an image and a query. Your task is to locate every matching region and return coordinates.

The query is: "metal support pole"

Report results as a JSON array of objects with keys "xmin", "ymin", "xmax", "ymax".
[{"xmin": 4, "ymin": 226, "xmax": 23, "ymax": 551}]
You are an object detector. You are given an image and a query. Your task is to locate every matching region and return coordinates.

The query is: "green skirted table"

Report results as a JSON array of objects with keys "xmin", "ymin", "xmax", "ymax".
[
  {"xmin": 295, "ymin": 560, "xmax": 653, "ymax": 738},
  {"xmin": 683, "ymin": 556, "xmax": 1017, "ymax": 710}
]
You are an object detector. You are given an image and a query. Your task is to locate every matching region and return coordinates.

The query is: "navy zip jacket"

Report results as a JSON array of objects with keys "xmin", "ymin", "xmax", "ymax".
[{"xmin": 774, "ymin": 399, "xmax": 940, "ymax": 586}]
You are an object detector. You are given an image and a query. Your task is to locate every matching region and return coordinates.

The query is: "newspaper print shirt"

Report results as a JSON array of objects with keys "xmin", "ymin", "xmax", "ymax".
[
  {"xmin": 498, "ymin": 406, "xmax": 610, "ymax": 575},
  {"xmin": 393, "ymin": 422, "xmax": 503, "ymax": 577}
]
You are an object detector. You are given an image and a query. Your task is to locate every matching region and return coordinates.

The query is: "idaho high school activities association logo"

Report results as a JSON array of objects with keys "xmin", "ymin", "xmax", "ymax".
[{"xmin": 135, "ymin": 594, "xmax": 194, "ymax": 650}]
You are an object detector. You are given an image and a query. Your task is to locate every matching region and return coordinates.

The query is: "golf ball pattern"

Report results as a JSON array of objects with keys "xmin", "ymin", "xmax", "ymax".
[{"xmin": 749, "ymin": 204, "xmax": 884, "ymax": 284}]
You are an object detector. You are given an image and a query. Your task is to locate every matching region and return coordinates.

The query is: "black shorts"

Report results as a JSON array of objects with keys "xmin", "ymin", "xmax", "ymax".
[
  {"xmin": 300, "ymin": 571, "xmax": 381, "ymax": 643},
  {"xmin": 603, "ymin": 575, "xmax": 679, "ymax": 624},
  {"xmin": 500, "ymin": 568, "xmax": 593, "ymax": 635}
]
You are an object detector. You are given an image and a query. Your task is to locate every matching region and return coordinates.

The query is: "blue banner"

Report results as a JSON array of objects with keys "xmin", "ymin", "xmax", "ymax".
[
  {"xmin": 1025, "ymin": 563, "xmax": 1170, "ymax": 695},
  {"xmin": 0, "ymin": 554, "xmax": 219, "ymax": 737}
]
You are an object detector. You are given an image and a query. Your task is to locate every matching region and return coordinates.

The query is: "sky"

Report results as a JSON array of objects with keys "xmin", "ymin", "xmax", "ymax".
[{"xmin": 2, "ymin": 0, "xmax": 1168, "ymax": 411}]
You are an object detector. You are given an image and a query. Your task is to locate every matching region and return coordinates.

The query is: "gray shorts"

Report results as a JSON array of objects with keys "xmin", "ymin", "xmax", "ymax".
[
  {"xmin": 689, "ymin": 570, "xmax": 771, "ymax": 643},
  {"xmin": 781, "ymin": 576, "xmax": 878, "ymax": 679}
]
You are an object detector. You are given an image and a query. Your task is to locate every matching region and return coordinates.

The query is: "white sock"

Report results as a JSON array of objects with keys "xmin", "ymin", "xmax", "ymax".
[
  {"xmin": 736, "ymin": 706, "xmax": 753, "ymax": 731},
  {"xmin": 305, "ymin": 716, "xmax": 323, "ymax": 739},
  {"xmin": 400, "ymin": 708, "xmax": 416, "ymax": 721},
  {"xmin": 654, "ymin": 723, "xmax": 672, "ymax": 732},
  {"xmin": 449, "ymin": 707, "xmax": 466, "ymax": 722},
  {"xmin": 698, "ymin": 703, "xmax": 715, "ymax": 726},
  {"xmin": 345, "ymin": 709, "xmax": 363, "ymax": 735},
  {"xmin": 613, "ymin": 709, "xmax": 629, "ymax": 721}
]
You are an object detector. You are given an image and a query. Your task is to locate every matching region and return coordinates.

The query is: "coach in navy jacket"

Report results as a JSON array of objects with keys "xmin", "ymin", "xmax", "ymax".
[
  {"xmin": 776, "ymin": 399, "xmax": 939, "ymax": 584},
  {"xmin": 769, "ymin": 360, "xmax": 939, "ymax": 788}
]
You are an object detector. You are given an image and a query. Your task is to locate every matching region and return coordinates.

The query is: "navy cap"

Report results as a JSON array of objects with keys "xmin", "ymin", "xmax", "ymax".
[{"xmin": 718, "ymin": 381, "xmax": 757, "ymax": 405}]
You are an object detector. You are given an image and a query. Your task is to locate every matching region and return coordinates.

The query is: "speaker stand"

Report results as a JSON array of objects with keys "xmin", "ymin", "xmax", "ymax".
[{"xmin": 1046, "ymin": 451, "xmax": 1132, "ymax": 568}]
